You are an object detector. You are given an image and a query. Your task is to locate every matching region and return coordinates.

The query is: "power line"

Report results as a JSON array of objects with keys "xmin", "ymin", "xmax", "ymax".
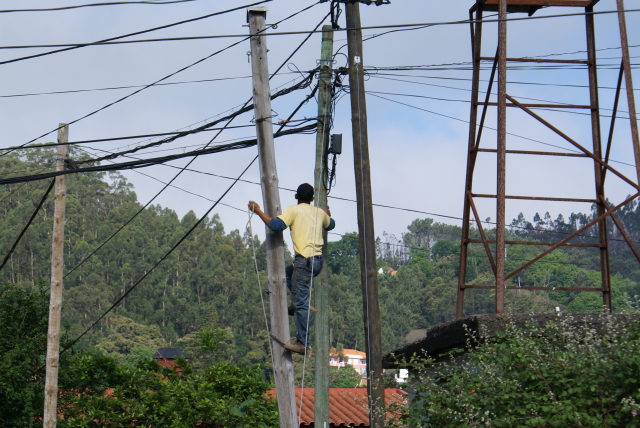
[
  {"xmin": 368, "ymin": 75, "xmax": 634, "ymax": 116},
  {"xmin": 4, "ymin": 8, "xmax": 640, "ymax": 49},
  {"xmin": 0, "ymin": 75, "xmax": 254, "ymax": 98},
  {"xmin": 0, "ymin": 125, "xmax": 257, "ymax": 151},
  {"xmin": 0, "ymin": 179, "xmax": 55, "ymax": 271},
  {"xmin": 0, "ymin": 124, "xmax": 316, "ymax": 186},
  {"xmin": 0, "ymin": 0, "xmax": 271, "ymax": 66},
  {"xmin": 365, "ymin": 89, "xmax": 634, "ymax": 120},
  {"xmin": 367, "ymin": 72, "xmax": 640, "ymax": 92},
  {"xmin": 0, "ymin": 0, "xmax": 200, "ymax": 13},
  {"xmin": 73, "ymin": 71, "xmax": 317, "ymax": 165},
  {"xmin": 0, "ymin": 74, "xmax": 312, "ymax": 153},
  {"xmin": 61, "ymin": 9, "xmax": 329, "ymax": 279},
  {"xmin": 3, "ymin": 0, "xmax": 305, "ymax": 154},
  {"xmin": 367, "ymin": 92, "xmax": 636, "ymax": 169}
]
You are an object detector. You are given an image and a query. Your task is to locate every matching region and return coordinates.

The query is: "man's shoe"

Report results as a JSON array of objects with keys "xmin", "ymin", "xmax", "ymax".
[
  {"xmin": 288, "ymin": 306, "xmax": 319, "ymax": 316},
  {"xmin": 284, "ymin": 341, "xmax": 308, "ymax": 355}
]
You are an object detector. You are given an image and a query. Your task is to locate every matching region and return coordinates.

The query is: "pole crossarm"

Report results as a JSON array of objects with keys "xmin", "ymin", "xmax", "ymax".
[
  {"xmin": 599, "ymin": 195, "xmax": 640, "ymax": 263},
  {"xmin": 467, "ymin": 191, "xmax": 497, "ymax": 275},
  {"xmin": 506, "ymin": 94, "xmax": 640, "ymax": 192},
  {"xmin": 505, "ymin": 192, "xmax": 640, "ymax": 280}
]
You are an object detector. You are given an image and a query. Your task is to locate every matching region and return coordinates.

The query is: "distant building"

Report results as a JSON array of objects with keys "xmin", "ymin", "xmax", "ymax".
[
  {"xmin": 329, "ymin": 348, "xmax": 367, "ymax": 376},
  {"xmin": 152, "ymin": 347, "xmax": 189, "ymax": 368},
  {"xmin": 377, "ymin": 267, "xmax": 397, "ymax": 276}
]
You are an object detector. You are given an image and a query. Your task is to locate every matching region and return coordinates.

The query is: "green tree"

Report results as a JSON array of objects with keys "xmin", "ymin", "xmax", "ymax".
[
  {"xmin": 0, "ymin": 282, "xmax": 50, "ymax": 426},
  {"xmin": 329, "ymin": 365, "xmax": 362, "ymax": 388}
]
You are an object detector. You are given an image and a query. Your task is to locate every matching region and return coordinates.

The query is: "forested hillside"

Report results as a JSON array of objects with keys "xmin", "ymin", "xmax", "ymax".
[{"xmin": 2, "ymin": 149, "xmax": 640, "ymax": 363}]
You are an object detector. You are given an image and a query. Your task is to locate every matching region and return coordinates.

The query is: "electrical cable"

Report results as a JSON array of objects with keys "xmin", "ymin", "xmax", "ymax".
[
  {"xmin": 367, "ymin": 72, "xmax": 640, "ymax": 92},
  {"xmin": 152, "ymin": 163, "xmax": 638, "ymax": 246},
  {"xmin": 0, "ymin": 0, "xmax": 200, "ymax": 13},
  {"xmin": 5, "ymin": 8, "xmax": 640, "ymax": 48},
  {"xmin": 2, "ymin": 0, "xmax": 308, "ymax": 155},
  {"xmin": 0, "ymin": 179, "xmax": 55, "ymax": 271},
  {"xmin": 367, "ymin": 76, "xmax": 634, "ymax": 117},
  {"xmin": 366, "ymin": 89, "xmax": 634, "ymax": 120},
  {"xmin": 0, "ymin": 162, "xmax": 56, "ymax": 205},
  {"xmin": 367, "ymin": 92, "xmax": 637, "ymax": 169},
  {"xmin": 0, "ymin": 75, "xmax": 255, "ymax": 99},
  {"xmin": 0, "ymin": 123, "xmax": 316, "ymax": 189},
  {"xmin": 0, "ymin": 0, "xmax": 271, "ymax": 65},
  {"xmin": 73, "ymin": 72, "xmax": 317, "ymax": 165},
  {"xmin": 0, "ymin": 125, "xmax": 257, "ymax": 151},
  {"xmin": 61, "ymin": 9, "xmax": 328, "ymax": 280},
  {"xmin": 76, "ymin": 139, "xmax": 639, "ymax": 264}
]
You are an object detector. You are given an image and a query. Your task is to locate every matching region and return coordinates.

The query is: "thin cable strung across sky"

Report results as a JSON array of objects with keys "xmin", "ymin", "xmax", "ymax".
[
  {"xmin": 0, "ymin": 0, "xmax": 201, "ymax": 13},
  {"xmin": 0, "ymin": 0, "xmax": 271, "ymax": 66},
  {"xmin": 1, "ymin": 0, "xmax": 306, "ymax": 155},
  {"xmin": 2, "ymin": 8, "xmax": 638, "ymax": 49}
]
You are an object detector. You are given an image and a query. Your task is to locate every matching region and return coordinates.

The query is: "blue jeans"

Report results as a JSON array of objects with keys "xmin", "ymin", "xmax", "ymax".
[{"xmin": 286, "ymin": 254, "xmax": 323, "ymax": 347}]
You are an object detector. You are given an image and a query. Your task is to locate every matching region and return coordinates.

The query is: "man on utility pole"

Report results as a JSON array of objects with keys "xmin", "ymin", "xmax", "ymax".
[
  {"xmin": 247, "ymin": 7, "xmax": 297, "ymax": 428},
  {"xmin": 43, "ymin": 124, "xmax": 68, "ymax": 428},
  {"xmin": 345, "ymin": 2, "xmax": 386, "ymax": 427},
  {"xmin": 249, "ymin": 184, "xmax": 336, "ymax": 355}
]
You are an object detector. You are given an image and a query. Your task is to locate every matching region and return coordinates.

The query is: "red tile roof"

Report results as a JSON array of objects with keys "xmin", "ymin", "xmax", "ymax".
[{"xmin": 267, "ymin": 388, "xmax": 407, "ymax": 427}]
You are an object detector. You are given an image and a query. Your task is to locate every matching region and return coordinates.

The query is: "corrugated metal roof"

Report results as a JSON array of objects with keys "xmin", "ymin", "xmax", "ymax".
[{"xmin": 268, "ymin": 388, "xmax": 407, "ymax": 427}]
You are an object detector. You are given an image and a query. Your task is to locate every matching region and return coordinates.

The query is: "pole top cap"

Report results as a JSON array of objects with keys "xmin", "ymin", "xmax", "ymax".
[{"xmin": 247, "ymin": 6, "xmax": 267, "ymax": 23}]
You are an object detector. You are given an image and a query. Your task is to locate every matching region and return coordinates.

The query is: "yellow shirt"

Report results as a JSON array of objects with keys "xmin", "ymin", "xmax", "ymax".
[{"xmin": 278, "ymin": 203, "xmax": 331, "ymax": 258}]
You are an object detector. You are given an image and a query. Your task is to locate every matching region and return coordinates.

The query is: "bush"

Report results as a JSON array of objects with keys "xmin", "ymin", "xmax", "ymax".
[{"xmin": 394, "ymin": 314, "xmax": 640, "ymax": 427}]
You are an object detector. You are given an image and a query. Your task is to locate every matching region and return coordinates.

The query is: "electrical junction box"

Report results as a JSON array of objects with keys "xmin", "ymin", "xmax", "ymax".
[{"xmin": 329, "ymin": 134, "xmax": 342, "ymax": 154}]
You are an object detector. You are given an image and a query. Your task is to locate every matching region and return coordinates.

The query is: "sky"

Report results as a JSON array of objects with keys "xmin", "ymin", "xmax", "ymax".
[{"xmin": 0, "ymin": 0, "xmax": 639, "ymax": 252}]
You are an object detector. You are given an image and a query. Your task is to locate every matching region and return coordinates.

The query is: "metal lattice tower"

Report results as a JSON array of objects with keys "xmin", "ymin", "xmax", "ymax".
[{"xmin": 456, "ymin": 0, "xmax": 640, "ymax": 318}]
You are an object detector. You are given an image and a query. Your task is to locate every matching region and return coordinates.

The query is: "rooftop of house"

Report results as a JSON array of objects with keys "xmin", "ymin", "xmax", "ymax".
[
  {"xmin": 267, "ymin": 388, "xmax": 407, "ymax": 427},
  {"xmin": 152, "ymin": 347, "xmax": 189, "ymax": 360},
  {"xmin": 330, "ymin": 349, "xmax": 366, "ymax": 359}
]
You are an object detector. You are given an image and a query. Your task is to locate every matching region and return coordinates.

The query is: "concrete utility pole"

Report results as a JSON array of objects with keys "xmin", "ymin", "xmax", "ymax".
[
  {"xmin": 616, "ymin": 0, "xmax": 640, "ymax": 184},
  {"xmin": 314, "ymin": 24, "xmax": 334, "ymax": 428},
  {"xmin": 247, "ymin": 7, "xmax": 297, "ymax": 428},
  {"xmin": 43, "ymin": 124, "xmax": 68, "ymax": 428},
  {"xmin": 344, "ymin": 3, "xmax": 385, "ymax": 428}
]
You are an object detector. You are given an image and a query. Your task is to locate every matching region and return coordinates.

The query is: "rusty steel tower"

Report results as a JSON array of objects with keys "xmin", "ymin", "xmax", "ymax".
[{"xmin": 456, "ymin": 0, "xmax": 640, "ymax": 318}]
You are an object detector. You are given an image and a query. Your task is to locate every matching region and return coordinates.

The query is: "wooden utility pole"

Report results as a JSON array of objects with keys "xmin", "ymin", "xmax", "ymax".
[
  {"xmin": 247, "ymin": 7, "xmax": 297, "ymax": 428},
  {"xmin": 43, "ymin": 124, "xmax": 68, "ymax": 428},
  {"xmin": 314, "ymin": 24, "xmax": 334, "ymax": 428},
  {"xmin": 344, "ymin": 3, "xmax": 385, "ymax": 427}
]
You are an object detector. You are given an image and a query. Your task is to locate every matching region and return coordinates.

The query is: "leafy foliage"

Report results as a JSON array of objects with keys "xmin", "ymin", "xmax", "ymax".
[
  {"xmin": 60, "ymin": 358, "xmax": 278, "ymax": 428},
  {"xmin": 0, "ymin": 281, "xmax": 50, "ymax": 426},
  {"xmin": 393, "ymin": 315, "xmax": 640, "ymax": 427}
]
